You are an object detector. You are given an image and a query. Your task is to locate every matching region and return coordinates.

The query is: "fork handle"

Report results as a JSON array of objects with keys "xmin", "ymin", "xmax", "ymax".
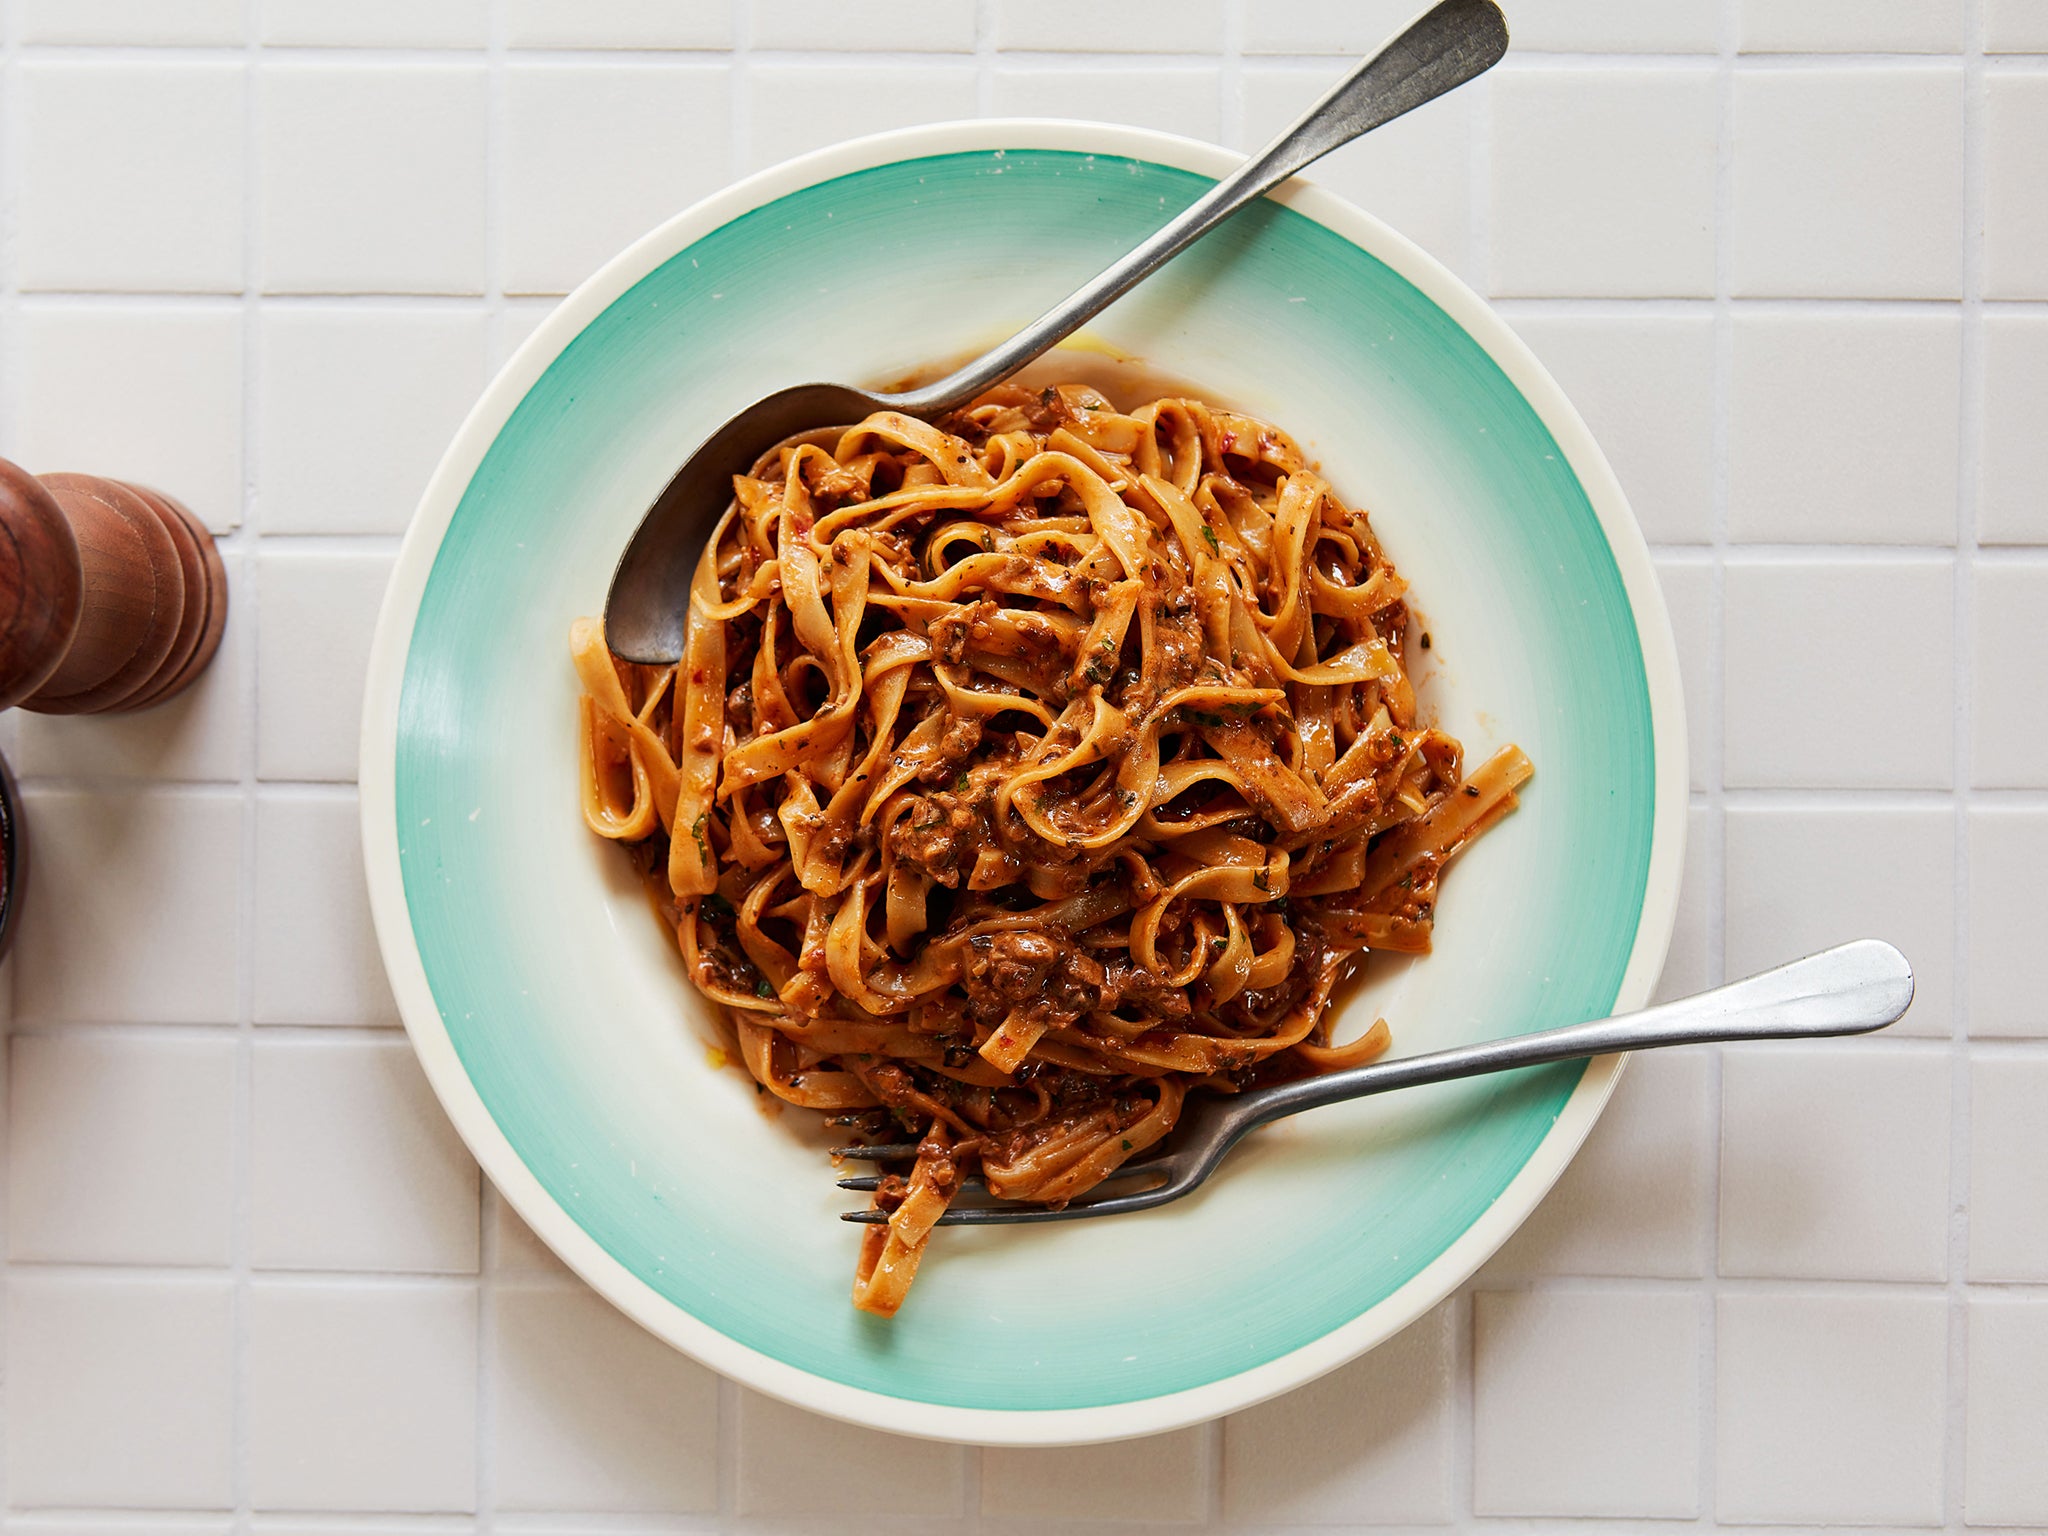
[{"xmin": 1243, "ymin": 939, "xmax": 1914, "ymax": 1128}]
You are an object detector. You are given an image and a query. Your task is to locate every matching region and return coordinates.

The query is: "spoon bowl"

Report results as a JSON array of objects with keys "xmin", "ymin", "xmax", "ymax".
[
  {"xmin": 605, "ymin": 381, "xmax": 881, "ymax": 664},
  {"xmin": 602, "ymin": 0, "xmax": 1509, "ymax": 664}
]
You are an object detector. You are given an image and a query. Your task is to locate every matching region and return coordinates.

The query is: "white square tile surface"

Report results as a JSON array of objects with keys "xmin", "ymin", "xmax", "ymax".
[
  {"xmin": 983, "ymin": 1428, "xmax": 1209, "ymax": 1522},
  {"xmin": 1246, "ymin": 72, "xmax": 1472, "ymax": 276},
  {"xmin": 1719, "ymin": 1046, "xmax": 1951, "ymax": 1280},
  {"xmin": 1220, "ymin": 1300, "xmax": 1454, "ymax": 1524},
  {"xmin": 1488, "ymin": 67, "xmax": 1718, "ymax": 298},
  {"xmin": 1972, "ymin": 564, "xmax": 2048, "ymax": 787},
  {"xmin": 246, "ymin": 1282, "xmax": 478, "ymax": 1511},
  {"xmin": 1480, "ymin": 1047, "xmax": 1712, "ymax": 1278},
  {"xmin": 1716, "ymin": 1291, "xmax": 1949, "ymax": 1525},
  {"xmin": 12, "ymin": 788, "xmax": 241, "ymax": 1024},
  {"xmin": 1473, "ymin": 1289, "xmax": 1700, "ymax": 1516},
  {"xmin": 1727, "ymin": 310, "xmax": 1961, "ymax": 544},
  {"xmin": 1723, "ymin": 558, "xmax": 1954, "ymax": 788},
  {"xmin": 1981, "ymin": 314, "xmax": 2048, "ymax": 543},
  {"xmin": 17, "ymin": 0, "xmax": 243, "ymax": 42},
  {"xmin": 10, "ymin": 1522, "xmax": 234, "ymax": 1536},
  {"xmin": 502, "ymin": 63, "xmax": 733, "ymax": 296},
  {"xmin": 1986, "ymin": 0, "xmax": 2048, "ymax": 51},
  {"xmin": 5, "ymin": 1275, "xmax": 235, "ymax": 1509},
  {"xmin": 8, "ymin": 1032, "xmax": 237, "ymax": 1265},
  {"xmin": 1968, "ymin": 1053, "xmax": 2048, "ymax": 1281},
  {"xmin": 17, "ymin": 63, "xmax": 246, "ymax": 294},
  {"xmin": 1503, "ymin": 0, "xmax": 1719, "ymax": 52},
  {"xmin": 1984, "ymin": 75, "xmax": 2048, "ymax": 299},
  {"xmin": 991, "ymin": 65, "xmax": 1224, "ymax": 140},
  {"xmin": 746, "ymin": 63, "xmax": 980, "ymax": 171},
  {"xmin": 1242, "ymin": 0, "xmax": 1434, "ymax": 54},
  {"xmin": 1732, "ymin": 69, "xmax": 1964, "ymax": 298},
  {"xmin": 992, "ymin": 0, "xmax": 1223, "ymax": 52},
  {"xmin": 1739, "ymin": 0, "xmax": 1965, "ymax": 52},
  {"xmin": 260, "ymin": 0, "xmax": 489, "ymax": 47},
  {"xmin": 753, "ymin": 1, "xmax": 976, "ymax": 51},
  {"xmin": 249, "ymin": 1036, "xmax": 480, "ymax": 1272},
  {"xmin": 1969, "ymin": 808, "xmax": 2048, "ymax": 1037},
  {"xmin": 253, "ymin": 790, "xmax": 400, "ymax": 1025},
  {"xmin": 254, "ymin": 548, "xmax": 396, "ymax": 781},
  {"xmin": 0, "ymin": 15, "xmax": 2040, "ymax": 1533},
  {"xmin": 258, "ymin": 64, "xmax": 489, "ymax": 295},
  {"xmin": 1965, "ymin": 1298, "xmax": 2048, "ymax": 1526},
  {"xmin": 1654, "ymin": 806, "xmax": 1716, "ymax": 1006},
  {"xmin": 1513, "ymin": 314, "xmax": 1717, "ymax": 544},
  {"xmin": 258, "ymin": 308, "xmax": 490, "ymax": 535},
  {"xmin": 504, "ymin": 0, "xmax": 732, "ymax": 48},
  {"xmin": 13, "ymin": 304, "xmax": 246, "ymax": 530},
  {"xmin": 492, "ymin": 1283, "xmax": 720, "ymax": 1512},
  {"xmin": 1724, "ymin": 805, "xmax": 1954, "ymax": 1035},
  {"xmin": 735, "ymin": 1391, "xmax": 966, "ymax": 1516}
]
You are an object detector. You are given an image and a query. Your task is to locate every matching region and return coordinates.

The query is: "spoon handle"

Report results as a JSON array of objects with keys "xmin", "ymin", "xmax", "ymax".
[
  {"xmin": 888, "ymin": 0, "xmax": 1510, "ymax": 417},
  {"xmin": 1243, "ymin": 940, "xmax": 1916, "ymax": 1126}
]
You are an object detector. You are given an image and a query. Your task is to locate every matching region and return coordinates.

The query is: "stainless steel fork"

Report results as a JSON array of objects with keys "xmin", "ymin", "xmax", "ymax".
[{"xmin": 837, "ymin": 939, "xmax": 1914, "ymax": 1226}]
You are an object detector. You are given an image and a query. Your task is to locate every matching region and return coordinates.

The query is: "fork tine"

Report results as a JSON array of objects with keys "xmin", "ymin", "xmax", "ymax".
[
  {"xmin": 827, "ymin": 1142, "xmax": 920, "ymax": 1161},
  {"xmin": 837, "ymin": 1172, "xmax": 984, "ymax": 1194},
  {"xmin": 839, "ymin": 1184, "xmax": 1171, "ymax": 1226},
  {"xmin": 835, "ymin": 1161, "xmax": 1163, "ymax": 1193}
]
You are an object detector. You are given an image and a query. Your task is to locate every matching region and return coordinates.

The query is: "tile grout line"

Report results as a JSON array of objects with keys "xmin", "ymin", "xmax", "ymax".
[
  {"xmin": 1218, "ymin": 0, "xmax": 1243, "ymax": 151},
  {"xmin": 973, "ymin": 0, "xmax": 995, "ymax": 116},
  {"xmin": 1697, "ymin": 0, "xmax": 1741, "ymax": 1522},
  {"xmin": 729, "ymin": 0, "xmax": 752, "ymax": 179},
  {"xmin": 11, "ymin": 40, "xmax": 2048, "ymax": 68},
  {"xmin": 229, "ymin": 0, "xmax": 264, "ymax": 1526},
  {"xmin": 1450, "ymin": 1285, "xmax": 1476, "ymax": 1525},
  {"xmin": 1945, "ymin": 0, "xmax": 1988, "ymax": 1524}
]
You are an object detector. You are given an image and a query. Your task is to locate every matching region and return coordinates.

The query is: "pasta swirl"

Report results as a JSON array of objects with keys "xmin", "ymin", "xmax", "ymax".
[{"xmin": 575, "ymin": 384, "xmax": 1531, "ymax": 1315}]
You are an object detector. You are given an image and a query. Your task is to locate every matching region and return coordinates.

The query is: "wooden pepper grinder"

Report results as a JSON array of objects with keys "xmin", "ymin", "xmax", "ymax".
[{"xmin": 0, "ymin": 457, "xmax": 227, "ymax": 713}]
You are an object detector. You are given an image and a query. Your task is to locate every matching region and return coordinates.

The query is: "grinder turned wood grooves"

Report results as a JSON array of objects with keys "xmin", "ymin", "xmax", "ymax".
[
  {"xmin": 0, "ymin": 460, "xmax": 83, "ymax": 712},
  {"xmin": 0, "ymin": 457, "xmax": 228, "ymax": 715}
]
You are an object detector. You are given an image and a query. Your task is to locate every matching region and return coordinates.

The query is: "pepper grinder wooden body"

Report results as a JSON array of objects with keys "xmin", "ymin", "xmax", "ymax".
[{"xmin": 0, "ymin": 457, "xmax": 227, "ymax": 713}]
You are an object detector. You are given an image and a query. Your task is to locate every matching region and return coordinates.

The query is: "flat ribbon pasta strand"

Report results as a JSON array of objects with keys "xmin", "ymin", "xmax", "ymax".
[{"xmin": 571, "ymin": 382, "xmax": 1530, "ymax": 1316}]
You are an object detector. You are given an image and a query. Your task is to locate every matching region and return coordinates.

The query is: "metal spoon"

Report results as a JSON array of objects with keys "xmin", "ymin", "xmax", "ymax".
[{"xmin": 604, "ymin": 0, "xmax": 1510, "ymax": 664}]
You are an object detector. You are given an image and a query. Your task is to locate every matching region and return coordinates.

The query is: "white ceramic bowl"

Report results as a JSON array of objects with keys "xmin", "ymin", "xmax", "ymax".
[{"xmin": 361, "ymin": 120, "xmax": 1686, "ymax": 1445}]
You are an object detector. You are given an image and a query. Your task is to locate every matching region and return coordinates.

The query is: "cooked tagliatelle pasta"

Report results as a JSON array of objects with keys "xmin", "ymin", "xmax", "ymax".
[{"xmin": 573, "ymin": 383, "xmax": 1531, "ymax": 1316}]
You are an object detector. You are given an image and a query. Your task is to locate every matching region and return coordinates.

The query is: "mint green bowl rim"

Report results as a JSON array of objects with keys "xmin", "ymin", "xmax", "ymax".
[{"xmin": 360, "ymin": 120, "xmax": 1688, "ymax": 1447}]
